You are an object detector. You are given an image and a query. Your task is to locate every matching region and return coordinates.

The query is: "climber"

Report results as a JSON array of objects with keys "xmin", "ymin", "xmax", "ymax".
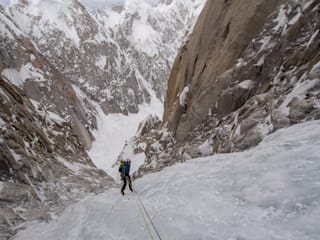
[{"xmin": 119, "ymin": 159, "xmax": 133, "ymax": 195}]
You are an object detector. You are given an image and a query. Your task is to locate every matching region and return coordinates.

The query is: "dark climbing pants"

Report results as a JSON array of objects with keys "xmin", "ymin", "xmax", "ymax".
[{"xmin": 121, "ymin": 175, "xmax": 133, "ymax": 193}]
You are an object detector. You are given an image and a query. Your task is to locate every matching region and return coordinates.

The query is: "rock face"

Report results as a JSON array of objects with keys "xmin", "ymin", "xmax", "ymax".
[
  {"xmin": 7, "ymin": 0, "xmax": 149, "ymax": 116},
  {"xmin": 0, "ymin": 74, "xmax": 115, "ymax": 238},
  {"xmin": 165, "ymin": 0, "xmax": 320, "ymax": 143},
  {"xmin": 0, "ymin": 1, "xmax": 205, "ymax": 238},
  {"xmin": 119, "ymin": 0, "xmax": 320, "ymax": 176},
  {"xmin": 1, "ymin": 4, "xmax": 96, "ymax": 150},
  {"xmin": 97, "ymin": 0, "xmax": 206, "ymax": 100},
  {"xmin": 164, "ymin": 0, "xmax": 282, "ymax": 139},
  {"xmin": 0, "ymin": 7, "xmax": 115, "ymax": 238},
  {"xmin": 1, "ymin": 0, "xmax": 205, "ymax": 148}
]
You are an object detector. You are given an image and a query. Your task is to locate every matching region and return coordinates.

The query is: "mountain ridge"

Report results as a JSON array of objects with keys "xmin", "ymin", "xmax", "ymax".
[
  {"xmin": 0, "ymin": 0, "xmax": 205, "ymax": 238},
  {"xmin": 118, "ymin": 0, "xmax": 320, "ymax": 178}
]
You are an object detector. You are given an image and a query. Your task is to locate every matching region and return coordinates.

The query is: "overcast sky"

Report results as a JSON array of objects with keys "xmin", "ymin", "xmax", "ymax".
[
  {"xmin": 80, "ymin": 0, "xmax": 125, "ymax": 9},
  {"xmin": 0, "ymin": 0, "xmax": 9, "ymax": 6},
  {"xmin": 0, "ymin": 0, "xmax": 126, "ymax": 9}
]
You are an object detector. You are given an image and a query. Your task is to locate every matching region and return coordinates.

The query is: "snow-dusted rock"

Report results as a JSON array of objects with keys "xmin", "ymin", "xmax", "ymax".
[
  {"xmin": 0, "ymin": 0, "xmax": 205, "ymax": 237},
  {"xmin": 136, "ymin": 114, "xmax": 161, "ymax": 137},
  {"xmin": 0, "ymin": 74, "xmax": 114, "ymax": 238},
  {"xmin": 125, "ymin": 0, "xmax": 320, "ymax": 176}
]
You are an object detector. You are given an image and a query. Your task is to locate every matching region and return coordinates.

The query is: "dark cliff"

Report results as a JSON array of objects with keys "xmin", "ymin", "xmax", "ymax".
[
  {"xmin": 120, "ymin": 0, "xmax": 320, "ymax": 176},
  {"xmin": 164, "ymin": 0, "xmax": 282, "ymax": 139}
]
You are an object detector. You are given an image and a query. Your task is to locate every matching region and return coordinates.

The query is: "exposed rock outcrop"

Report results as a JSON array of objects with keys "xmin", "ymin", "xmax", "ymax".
[
  {"xmin": 119, "ymin": 0, "xmax": 320, "ymax": 176},
  {"xmin": 0, "ymin": 75, "xmax": 114, "ymax": 238},
  {"xmin": 1, "ymin": 0, "xmax": 205, "ymax": 150},
  {"xmin": 0, "ymin": 5, "xmax": 96, "ymax": 149},
  {"xmin": 0, "ymin": 1, "xmax": 205, "ymax": 238},
  {"xmin": 97, "ymin": 0, "xmax": 206, "ymax": 100},
  {"xmin": 6, "ymin": 0, "xmax": 149, "ymax": 116},
  {"xmin": 164, "ymin": 0, "xmax": 282, "ymax": 140},
  {"xmin": 0, "ymin": 5, "xmax": 113, "ymax": 238}
]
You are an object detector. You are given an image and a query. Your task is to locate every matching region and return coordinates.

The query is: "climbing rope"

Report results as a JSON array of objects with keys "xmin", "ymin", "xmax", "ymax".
[
  {"xmin": 134, "ymin": 192, "xmax": 155, "ymax": 240},
  {"xmin": 133, "ymin": 187, "xmax": 163, "ymax": 240}
]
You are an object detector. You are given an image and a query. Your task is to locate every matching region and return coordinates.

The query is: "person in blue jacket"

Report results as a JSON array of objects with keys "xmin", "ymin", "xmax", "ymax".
[{"xmin": 119, "ymin": 159, "xmax": 133, "ymax": 195}]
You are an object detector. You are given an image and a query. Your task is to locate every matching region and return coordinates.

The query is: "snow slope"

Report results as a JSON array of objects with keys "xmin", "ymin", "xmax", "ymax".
[
  {"xmin": 9, "ymin": 0, "xmax": 81, "ymax": 47},
  {"xmin": 88, "ymin": 97, "xmax": 163, "ymax": 181},
  {"xmin": 13, "ymin": 120, "xmax": 320, "ymax": 240}
]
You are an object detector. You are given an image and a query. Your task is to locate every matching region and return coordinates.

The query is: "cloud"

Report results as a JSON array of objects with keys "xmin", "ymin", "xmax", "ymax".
[
  {"xmin": 0, "ymin": 0, "xmax": 10, "ymax": 7},
  {"xmin": 0, "ymin": 0, "xmax": 126, "ymax": 10},
  {"xmin": 80, "ymin": 0, "xmax": 125, "ymax": 9}
]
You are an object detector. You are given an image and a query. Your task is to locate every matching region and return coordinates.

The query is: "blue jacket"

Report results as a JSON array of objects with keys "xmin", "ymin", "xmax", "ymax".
[{"xmin": 122, "ymin": 161, "xmax": 131, "ymax": 175}]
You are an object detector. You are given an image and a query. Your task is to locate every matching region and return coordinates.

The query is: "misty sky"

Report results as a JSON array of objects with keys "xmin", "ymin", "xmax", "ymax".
[
  {"xmin": 0, "ymin": 0, "xmax": 126, "ymax": 9},
  {"xmin": 80, "ymin": 0, "xmax": 125, "ymax": 9},
  {"xmin": 0, "ymin": 0, "xmax": 163, "ymax": 9},
  {"xmin": 0, "ymin": 0, "xmax": 9, "ymax": 6}
]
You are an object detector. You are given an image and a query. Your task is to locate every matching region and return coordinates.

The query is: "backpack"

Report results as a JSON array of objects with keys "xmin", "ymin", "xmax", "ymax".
[
  {"xmin": 123, "ymin": 161, "xmax": 131, "ymax": 175},
  {"xmin": 118, "ymin": 161, "xmax": 125, "ymax": 173}
]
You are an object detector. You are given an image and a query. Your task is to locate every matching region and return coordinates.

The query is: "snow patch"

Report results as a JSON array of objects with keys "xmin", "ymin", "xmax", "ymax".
[
  {"xmin": 135, "ymin": 114, "xmax": 158, "ymax": 137},
  {"xmin": 2, "ymin": 69, "xmax": 23, "ymax": 86},
  {"xmin": 198, "ymin": 139, "xmax": 212, "ymax": 156},
  {"xmin": 88, "ymin": 96, "xmax": 163, "ymax": 181},
  {"xmin": 100, "ymin": 8, "xmax": 122, "ymax": 28},
  {"xmin": 306, "ymin": 29, "xmax": 319, "ymax": 48},
  {"xmin": 9, "ymin": 149, "xmax": 21, "ymax": 162},
  {"xmin": 130, "ymin": 21, "xmax": 160, "ymax": 56},
  {"xmin": 30, "ymin": 54, "xmax": 36, "ymax": 61},
  {"xmin": 256, "ymin": 55, "xmax": 265, "ymax": 66},
  {"xmin": 309, "ymin": 61, "xmax": 320, "ymax": 78},
  {"xmin": 280, "ymin": 79, "xmax": 320, "ymax": 115},
  {"xmin": 95, "ymin": 55, "xmax": 106, "ymax": 69},
  {"xmin": 151, "ymin": 141, "xmax": 162, "ymax": 152},
  {"xmin": 179, "ymin": 86, "xmax": 189, "ymax": 107},
  {"xmin": 30, "ymin": 99, "xmax": 65, "ymax": 124},
  {"xmin": 47, "ymin": 111, "xmax": 65, "ymax": 124},
  {"xmin": 56, "ymin": 156, "xmax": 87, "ymax": 174},
  {"xmin": 273, "ymin": 5, "xmax": 287, "ymax": 33},
  {"xmin": 237, "ymin": 80, "xmax": 254, "ymax": 89},
  {"xmin": 258, "ymin": 36, "xmax": 276, "ymax": 53},
  {"xmin": 2, "ymin": 63, "xmax": 46, "ymax": 87},
  {"xmin": 235, "ymin": 58, "xmax": 247, "ymax": 68},
  {"xmin": 257, "ymin": 115, "xmax": 273, "ymax": 136},
  {"xmin": 0, "ymin": 9, "xmax": 23, "ymax": 39},
  {"xmin": 9, "ymin": 0, "xmax": 81, "ymax": 47},
  {"xmin": 302, "ymin": 0, "xmax": 316, "ymax": 10},
  {"xmin": 160, "ymin": 130, "xmax": 173, "ymax": 142},
  {"xmin": 288, "ymin": 11, "xmax": 302, "ymax": 26}
]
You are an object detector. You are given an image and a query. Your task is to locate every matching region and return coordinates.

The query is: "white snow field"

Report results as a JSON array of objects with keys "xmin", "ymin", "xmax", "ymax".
[
  {"xmin": 14, "ymin": 121, "xmax": 320, "ymax": 240},
  {"xmin": 88, "ymin": 98, "xmax": 163, "ymax": 181}
]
